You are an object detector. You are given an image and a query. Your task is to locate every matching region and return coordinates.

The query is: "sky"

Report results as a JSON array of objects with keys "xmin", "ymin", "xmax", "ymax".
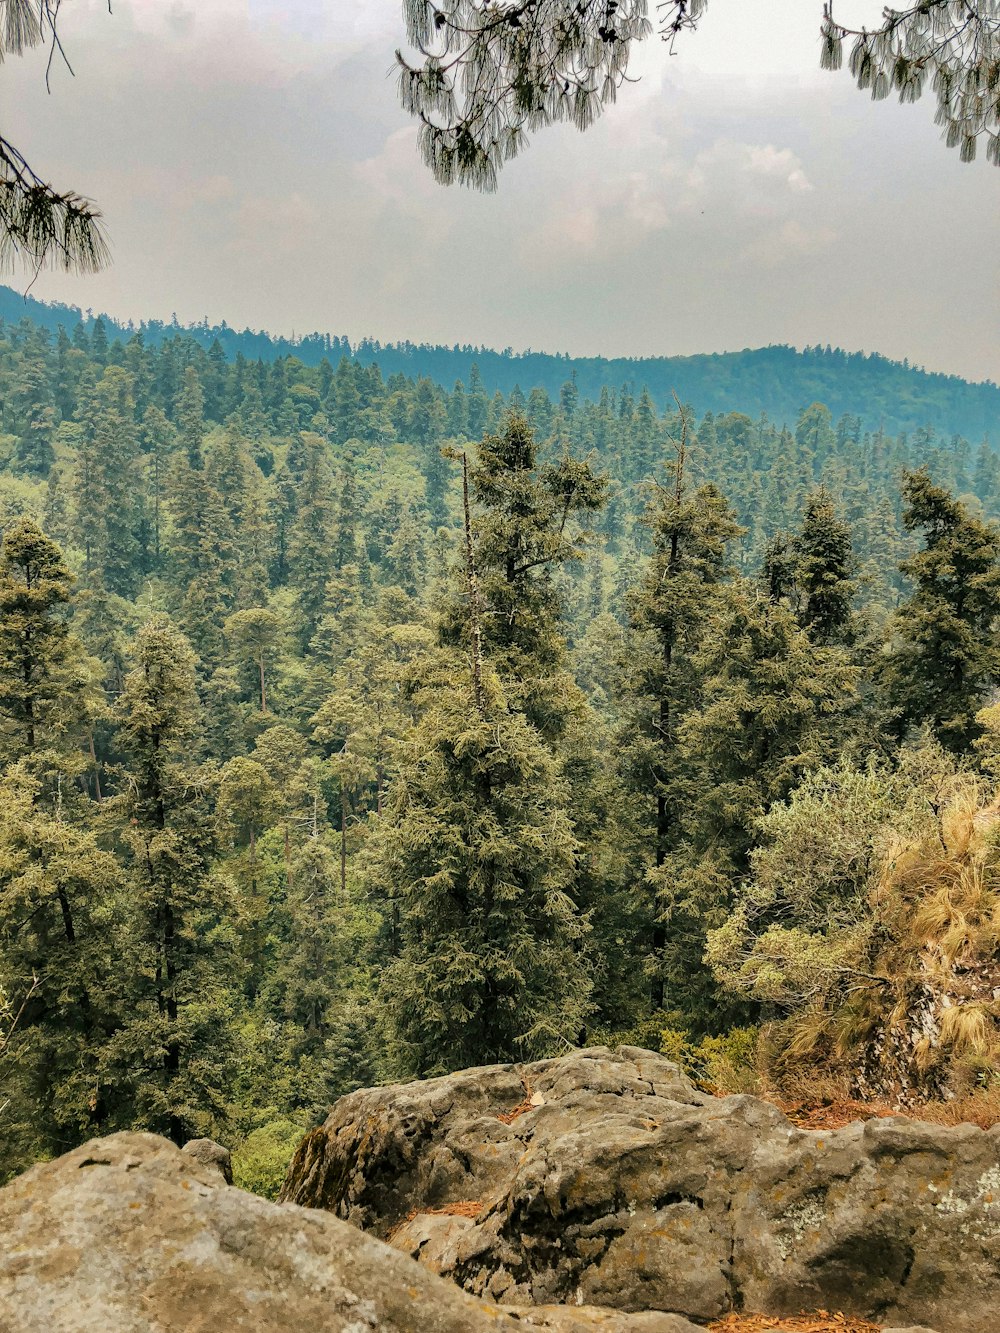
[{"xmin": 4, "ymin": 0, "xmax": 1000, "ymax": 382}]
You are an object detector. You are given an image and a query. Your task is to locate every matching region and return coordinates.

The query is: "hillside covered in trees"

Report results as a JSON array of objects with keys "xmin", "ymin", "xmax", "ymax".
[
  {"xmin": 4, "ymin": 307, "xmax": 1000, "ymax": 1192},
  {"xmin": 3, "ymin": 285, "xmax": 998, "ymax": 444}
]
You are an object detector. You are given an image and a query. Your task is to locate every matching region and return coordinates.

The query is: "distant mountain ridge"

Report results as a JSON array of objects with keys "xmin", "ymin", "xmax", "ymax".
[{"xmin": 2, "ymin": 284, "xmax": 997, "ymax": 443}]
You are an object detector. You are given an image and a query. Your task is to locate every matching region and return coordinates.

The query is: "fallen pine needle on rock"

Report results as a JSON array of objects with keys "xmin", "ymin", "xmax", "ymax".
[{"xmin": 709, "ymin": 1313, "xmax": 882, "ymax": 1333}]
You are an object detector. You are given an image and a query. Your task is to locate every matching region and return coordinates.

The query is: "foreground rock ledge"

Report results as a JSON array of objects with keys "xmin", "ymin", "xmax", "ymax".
[
  {"xmin": 0, "ymin": 1131, "xmax": 706, "ymax": 1333},
  {"xmin": 280, "ymin": 1045, "xmax": 986, "ymax": 1332}
]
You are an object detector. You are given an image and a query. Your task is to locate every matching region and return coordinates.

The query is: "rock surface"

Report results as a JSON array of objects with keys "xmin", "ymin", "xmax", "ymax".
[
  {"xmin": 280, "ymin": 1045, "xmax": 989, "ymax": 1332},
  {"xmin": 0, "ymin": 1130, "xmax": 710, "ymax": 1333},
  {"xmin": 181, "ymin": 1135, "xmax": 233, "ymax": 1183},
  {"xmin": 503, "ymin": 1313, "xmax": 704, "ymax": 1331}
]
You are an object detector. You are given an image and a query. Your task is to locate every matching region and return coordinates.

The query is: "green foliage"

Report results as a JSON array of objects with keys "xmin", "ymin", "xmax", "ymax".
[
  {"xmin": 884, "ymin": 470, "xmax": 1000, "ymax": 752},
  {"xmin": 0, "ymin": 306, "xmax": 999, "ymax": 1167},
  {"xmin": 371, "ymin": 653, "xmax": 593, "ymax": 1075},
  {"xmin": 701, "ymin": 746, "xmax": 1000, "ymax": 1097},
  {"xmin": 231, "ymin": 1118, "xmax": 307, "ymax": 1200},
  {"xmin": 0, "ymin": 517, "xmax": 95, "ymax": 760},
  {"xmin": 658, "ymin": 1024, "xmax": 760, "ymax": 1095},
  {"xmin": 107, "ymin": 616, "xmax": 241, "ymax": 1144},
  {"xmin": 0, "ymin": 759, "xmax": 121, "ymax": 1172}
]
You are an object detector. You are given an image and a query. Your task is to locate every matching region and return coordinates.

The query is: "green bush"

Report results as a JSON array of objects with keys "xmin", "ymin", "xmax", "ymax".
[
  {"xmin": 231, "ymin": 1119, "xmax": 306, "ymax": 1200},
  {"xmin": 658, "ymin": 1024, "xmax": 760, "ymax": 1094}
]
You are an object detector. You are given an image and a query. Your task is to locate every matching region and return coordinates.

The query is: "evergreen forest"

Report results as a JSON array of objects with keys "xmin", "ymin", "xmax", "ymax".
[
  {"xmin": 4, "ymin": 285, "xmax": 998, "ymax": 444},
  {"xmin": 5, "ymin": 309, "xmax": 1000, "ymax": 1193}
]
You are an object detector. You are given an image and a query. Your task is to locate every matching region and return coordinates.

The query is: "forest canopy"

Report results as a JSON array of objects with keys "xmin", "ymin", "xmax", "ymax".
[{"xmin": 4, "ymin": 305, "xmax": 1000, "ymax": 1187}]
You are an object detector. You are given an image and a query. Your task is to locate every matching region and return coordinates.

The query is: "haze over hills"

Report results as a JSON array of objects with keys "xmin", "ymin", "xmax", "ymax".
[{"xmin": 2, "ymin": 285, "xmax": 997, "ymax": 445}]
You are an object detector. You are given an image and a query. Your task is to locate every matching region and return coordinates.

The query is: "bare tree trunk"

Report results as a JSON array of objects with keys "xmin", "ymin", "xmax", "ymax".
[
  {"xmin": 651, "ymin": 395, "xmax": 689, "ymax": 1011},
  {"xmin": 88, "ymin": 730, "xmax": 103, "ymax": 801},
  {"xmin": 340, "ymin": 794, "xmax": 348, "ymax": 895},
  {"xmin": 461, "ymin": 451, "xmax": 486, "ymax": 718}
]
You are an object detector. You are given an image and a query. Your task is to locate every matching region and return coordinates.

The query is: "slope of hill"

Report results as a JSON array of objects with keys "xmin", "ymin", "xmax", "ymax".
[{"xmin": 2, "ymin": 284, "xmax": 996, "ymax": 442}]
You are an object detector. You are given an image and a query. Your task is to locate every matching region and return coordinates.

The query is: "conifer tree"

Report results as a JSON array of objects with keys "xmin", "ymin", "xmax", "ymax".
[
  {"xmin": 207, "ymin": 425, "xmax": 270, "ymax": 612},
  {"xmin": 0, "ymin": 519, "xmax": 95, "ymax": 762},
  {"xmin": 619, "ymin": 424, "xmax": 742, "ymax": 1007},
  {"xmin": 76, "ymin": 367, "xmax": 144, "ymax": 598},
  {"xmin": 370, "ymin": 653, "xmax": 592, "ymax": 1074},
  {"xmin": 216, "ymin": 755, "xmax": 280, "ymax": 996},
  {"xmin": 330, "ymin": 358, "xmax": 361, "ymax": 443},
  {"xmin": 167, "ymin": 374, "xmax": 229, "ymax": 663},
  {"xmin": 287, "ymin": 432, "xmax": 337, "ymax": 648},
  {"xmin": 225, "ymin": 607, "xmax": 283, "ymax": 713},
  {"xmin": 0, "ymin": 521, "xmax": 114, "ymax": 1169},
  {"xmin": 109, "ymin": 616, "xmax": 240, "ymax": 1143},
  {"xmin": 450, "ymin": 412, "xmax": 606, "ymax": 736},
  {"xmin": 885, "ymin": 470, "xmax": 1000, "ymax": 752},
  {"xmin": 175, "ymin": 365, "xmax": 206, "ymax": 461},
  {"xmin": 658, "ymin": 584, "xmax": 860, "ymax": 1028},
  {"xmin": 762, "ymin": 487, "xmax": 859, "ymax": 646},
  {"xmin": 11, "ymin": 347, "xmax": 56, "ymax": 477},
  {"xmin": 793, "ymin": 487, "xmax": 858, "ymax": 645},
  {"xmin": 0, "ymin": 761, "xmax": 121, "ymax": 1173},
  {"xmin": 447, "ymin": 379, "xmax": 468, "ymax": 437},
  {"xmin": 139, "ymin": 406, "xmax": 177, "ymax": 573},
  {"xmin": 43, "ymin": 465, "xmax": 72, "ymax": 546},
  {"xmin": 466, "ymin": 363, "xmax": 488, "ymax": 438},
  {"xmin": 332, "ymin": 459, "xmax": 360, "ymax": 572}
]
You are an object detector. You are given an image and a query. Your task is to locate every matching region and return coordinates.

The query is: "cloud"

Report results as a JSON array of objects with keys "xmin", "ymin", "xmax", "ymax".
[
  {"xmin": 508, "ymin": 134, "xmax": 820, "ymax": 278},
  {"xmin": 5, "ymin": 0, "xmax": 999, "ymax": 381}
]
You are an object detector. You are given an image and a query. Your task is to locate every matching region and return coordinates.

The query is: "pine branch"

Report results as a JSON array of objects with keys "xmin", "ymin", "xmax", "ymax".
[
  {"xmin": 1, "ymin": 0, "xmax": 111, "ymax": 274},
  {"xmin": 398, "ymin": 0, "xmax": 1000, "ymax": 182},
  {"xmin": 0, "ymin": 137, "xmax": 109, "ymax": 275}
]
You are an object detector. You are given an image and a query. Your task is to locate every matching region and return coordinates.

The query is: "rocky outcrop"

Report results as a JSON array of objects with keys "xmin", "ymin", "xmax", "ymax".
[
  {"xmin": 182, "ymin": 1135, "xmax": 233, "ymax": 1183},
  {"xmin": 506, "ymin": 1314, "xmax": 703, "ymax": 1331},
  {"xmin": 280, "ymin": 1045, "xmax": 991, "ymax": 1332},
  {"xmin": 0, "ymin": 1130, "xmax": 707, "ymax": 1333}
]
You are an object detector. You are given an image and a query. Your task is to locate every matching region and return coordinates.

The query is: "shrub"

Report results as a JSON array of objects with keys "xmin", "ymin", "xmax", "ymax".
[
  {"xmin": 231, "ymin": 1118, "xmax": 306, "ymax": 1200},
  {"xmin": 658, "ymin": 1024, "xmax": 761, "ymax": 1094}
]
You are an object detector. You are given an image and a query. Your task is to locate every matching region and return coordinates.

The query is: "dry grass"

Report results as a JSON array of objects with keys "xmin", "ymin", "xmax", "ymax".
[
  {"xmin": 746, "ymin": 1086, "xmax": 1000, "ymax": 1132},
  {"xmin": 411, "ymin": 1199, "xmax": 482, "ymax": 1219},
  {"xmin": 938, "ymin": 1002, "xmax": 990, "ymax": 1055},
  {"xmin": 883, "ymin": 785, "xmax": 1000, "ymax": 968},
  {"xmin": 902, "ymin": 1086, "xmax": 1000, "ymax": 1129}
]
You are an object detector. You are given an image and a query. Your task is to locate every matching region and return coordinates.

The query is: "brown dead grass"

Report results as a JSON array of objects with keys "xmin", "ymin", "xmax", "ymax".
[
  {"xmin": 709, "ymin": 1313, "xmax": 880, "ymax": 1333},
  {"xmin": 714, "ymin": 1077, "xmax": 1000, "ymax": 1132},
  {"xmin": 901, "ymin": 1088, "xmax": 1000, "ymax": 1129},
  {"xmin": 756, "ymin": 1090, "xmax": 1000, "ymax": 1131}
]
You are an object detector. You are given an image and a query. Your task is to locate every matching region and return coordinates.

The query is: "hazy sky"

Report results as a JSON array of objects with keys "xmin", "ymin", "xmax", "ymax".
[{"xmin": 5, "ymin": 0, "xmax": 1000, "ymax": 381}]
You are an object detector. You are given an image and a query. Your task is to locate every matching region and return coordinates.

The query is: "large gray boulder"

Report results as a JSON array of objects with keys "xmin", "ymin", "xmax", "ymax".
[
  {"xmin": 181, "ymin": 1135, "xmax": 233, "ymax": 1183},
  {"xmin": 280, "ymin": 1045, "xmax": 986, "ymax": 1332},
  {"xmin": 0, "ymin": 1131, "xmax": 705, "ymax": 1333}
]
